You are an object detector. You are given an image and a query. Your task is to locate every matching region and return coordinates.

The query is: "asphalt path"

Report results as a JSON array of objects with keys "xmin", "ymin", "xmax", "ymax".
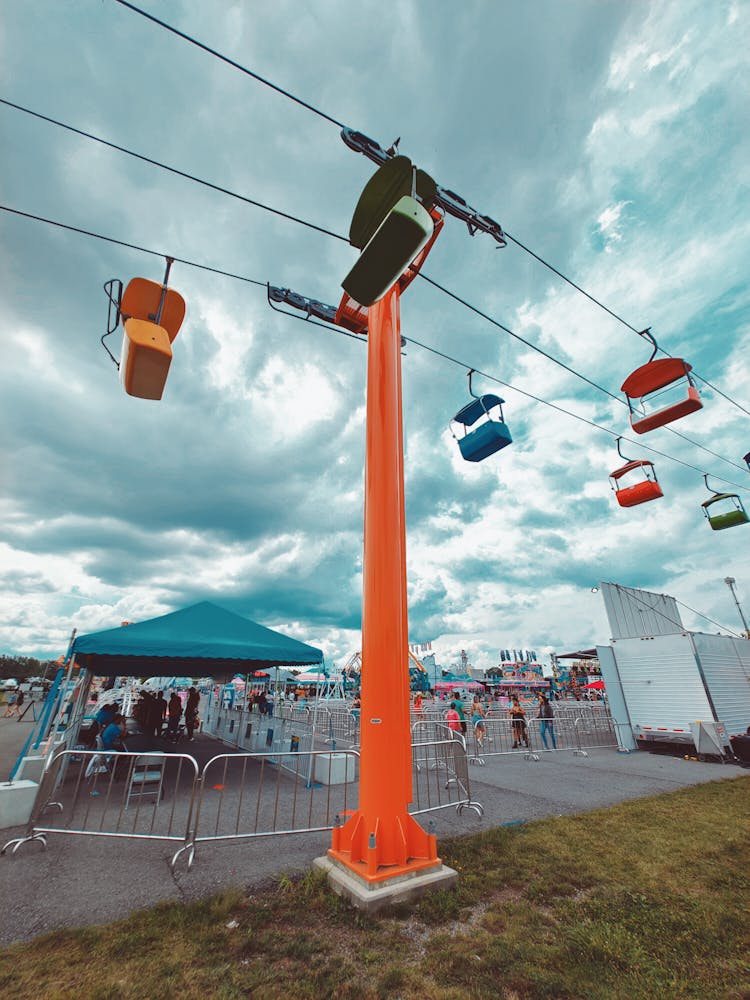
[{"xmin": 0, "ymin": 714, "xmax": 745, "ymax": 947}]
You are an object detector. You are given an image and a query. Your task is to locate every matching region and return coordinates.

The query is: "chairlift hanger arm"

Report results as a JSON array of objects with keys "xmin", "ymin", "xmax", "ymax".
[
  {"xmin": 341, "ymin": 127, "xmax": 507, "ymax": 248},
  {"xmin": 101, "ymin": 278, "xmax": 123, "ymax": 368}
]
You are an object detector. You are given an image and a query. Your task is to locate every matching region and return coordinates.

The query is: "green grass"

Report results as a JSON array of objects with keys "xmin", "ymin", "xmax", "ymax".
[{"xmin": 0, "ymin": 777, "xmax": 748, "ymax": 999}]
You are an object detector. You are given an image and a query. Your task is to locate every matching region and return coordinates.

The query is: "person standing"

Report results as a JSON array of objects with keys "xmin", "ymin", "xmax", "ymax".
[
  {"xmin": 166, "ymin": 692, "xmax": 183, "ymax": 741},
  {"xmin": 185, "ymin": 687, "xmax": 200, "ymax": 742},
  {"xmin": 509, "ymin": 695, "xmax": 528, "ymax": 748},
  {"xmin": 537, "ymin": 692, "xmax": 557, "ymax": 750},
  {"xmin": 156, "ymin": 691, "xmax": 168, "ymax": 735},
  {"xmin": 413, "ymin": 691, "xmax": 424, "ymax": 719}
]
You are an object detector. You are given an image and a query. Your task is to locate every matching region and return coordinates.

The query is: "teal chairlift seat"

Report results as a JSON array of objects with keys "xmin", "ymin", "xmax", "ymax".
[{"xmin": 451, "ymin": 375, "xmax": 513, "ymax": 462}]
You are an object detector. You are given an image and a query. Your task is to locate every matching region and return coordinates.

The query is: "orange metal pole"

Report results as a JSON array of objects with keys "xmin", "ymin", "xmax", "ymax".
[{"xmin": 328, "ymin": 283, "xmax": 438, "ymax": 881}]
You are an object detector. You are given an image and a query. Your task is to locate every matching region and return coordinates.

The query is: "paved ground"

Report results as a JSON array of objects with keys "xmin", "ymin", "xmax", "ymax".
[{"xmin": 0, "ymin": 713, "xmax": 746, "ymax": 947}]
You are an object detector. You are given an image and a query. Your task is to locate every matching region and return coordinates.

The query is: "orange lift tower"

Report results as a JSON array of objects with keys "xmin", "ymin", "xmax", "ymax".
[{"xmin": 318, "ymin": 154, "xmax": 458, "ymax": 905}]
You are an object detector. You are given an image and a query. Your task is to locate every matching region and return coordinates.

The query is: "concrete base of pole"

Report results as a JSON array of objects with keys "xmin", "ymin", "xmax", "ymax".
[{"xmin": 313, "ymin": 854, "xmax": 457, "ymax": 913}]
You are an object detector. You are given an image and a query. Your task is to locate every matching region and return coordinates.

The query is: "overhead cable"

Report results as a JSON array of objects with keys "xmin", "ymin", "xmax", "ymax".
[
  {"xmin": 0, "ymin": 98, "xmax": 347, "ymax": 245},
  {"xmin": 108, "ymin": 3, "xmax": 750, "ymax": 419},
  {"xmin": 3, "ymin": 200, "xmax": 748, "ymax": 496},
  {"xmin": 0, "ymin": 204, "xmax": 267, "ymax": 286},
  {"xmin": 4, "ymin": 97, "xmax": 745, "ymax": 473},
  {"xmin": 112, "ymin": 0, "xmax": 347, "ymax": 129}
]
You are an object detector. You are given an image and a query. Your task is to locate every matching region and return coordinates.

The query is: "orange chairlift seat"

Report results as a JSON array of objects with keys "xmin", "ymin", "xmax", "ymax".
[
  {"xmin": 103, "ymin": 258, "xmax": 186, "ymax": 400},
  {"xmin": 620, "ymin": 330, "xmax": 702, "ymax": 435},
  {"xmin": 701, "ymin": 474, "xmax": 749, "ymax": 531},
  {"xmin": 608, "ymin": 437, "xmax": 663, "ymax": 508}
]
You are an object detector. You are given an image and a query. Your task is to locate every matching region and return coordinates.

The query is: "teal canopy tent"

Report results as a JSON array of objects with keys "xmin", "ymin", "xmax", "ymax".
[{"xmin": 71, "ymin": 601, "xmax": 323, "ymax": 679}]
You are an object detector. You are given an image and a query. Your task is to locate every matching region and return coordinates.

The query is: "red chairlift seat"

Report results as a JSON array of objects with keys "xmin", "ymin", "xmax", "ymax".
[
  {"xmin": 621, "ymin": 357, "xmax": 702, "ymax": 434},
  {"xmin": 609, "ymin": 460, "xmax": 663, "ymax": 508}
]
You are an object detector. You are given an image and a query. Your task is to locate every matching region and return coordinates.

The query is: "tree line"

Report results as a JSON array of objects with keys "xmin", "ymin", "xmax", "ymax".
[{"xmin": 0, "ymin": 654, "xmax": 59, "ymax": 681}]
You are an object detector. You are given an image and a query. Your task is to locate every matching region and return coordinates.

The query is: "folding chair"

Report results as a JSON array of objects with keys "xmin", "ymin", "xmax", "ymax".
[
  {"xmin": 84, "ymin": 735, "xmax": 111, "ymax": 780},
  {"xmin": 125, "ymin": 755, "xmax": 166, "ymax": 809}
]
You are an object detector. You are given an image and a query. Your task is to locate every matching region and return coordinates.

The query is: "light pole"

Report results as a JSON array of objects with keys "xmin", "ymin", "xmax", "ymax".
[{"xmin": 724, "ymin": 577, "xmax": 749, "ymax": 637}]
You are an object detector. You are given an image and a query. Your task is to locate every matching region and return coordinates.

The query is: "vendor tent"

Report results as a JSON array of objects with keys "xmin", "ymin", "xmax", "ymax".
[{"xmin": 72, "ymin": 601, "xmax": 323, "ymax": 679}]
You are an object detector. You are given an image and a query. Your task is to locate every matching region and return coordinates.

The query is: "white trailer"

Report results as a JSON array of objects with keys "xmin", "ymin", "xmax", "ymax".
[{"xmin": 597, "ymin": 631, "xmax": 750, "ymax": 757}]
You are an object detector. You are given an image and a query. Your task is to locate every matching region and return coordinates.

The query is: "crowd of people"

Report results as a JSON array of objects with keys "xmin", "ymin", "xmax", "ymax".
[{"xmin": 438, "ymin": 689, "xmax": 560, "ymax": 750}]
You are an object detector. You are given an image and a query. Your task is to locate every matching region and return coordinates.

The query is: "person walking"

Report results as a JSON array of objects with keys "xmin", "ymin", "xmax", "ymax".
[
  {"xmin": 445, "ymin": 701, "xmax": 461, "ymax": 737},
  {"xmin": 3, "ymin": 690, "xmax": 18, "ymax": 718},
  {"xmin": 537, "ymin": 692, "xmax": 557, "ymax": 750},
  {"xmin": 454, "ymin": 693, "xmax": 467, "ymax": 735},
  {"xmin": 509, "ymin": 695, "xmax": 528, "ymax": 748},
  {"xmin": 9, "ymin": 688, "xmax": 25, "ymax": 719},
  {"xmin": 471, "ymin": 695, "xmax": 486, "ymax": 748}
]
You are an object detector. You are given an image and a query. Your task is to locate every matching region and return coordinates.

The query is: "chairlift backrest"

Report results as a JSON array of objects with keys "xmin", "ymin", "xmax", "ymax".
[
  {"xmin": 349, "ymin": 156, "xmax": 437, "ymax": 250},
  {"xmin": 121, "ymin": 278, "xmax": 186, "ymax": 343},
  {"xmin": 621, "ymin": 357, "xmax": 702, "ymax": 434},
  {"xmin": 453, "ymin": 394, "xmax": 505, "ymax": 426}
]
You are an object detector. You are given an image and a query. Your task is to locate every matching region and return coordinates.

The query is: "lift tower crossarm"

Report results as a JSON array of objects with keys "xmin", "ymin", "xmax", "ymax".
[{"xmin": 341, "ymin": 127, "xmax": 507, "ymax": 248}]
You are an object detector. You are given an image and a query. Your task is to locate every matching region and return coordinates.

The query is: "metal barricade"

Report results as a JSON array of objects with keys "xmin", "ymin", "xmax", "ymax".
[
  {"xmin": 2, "ymin": 749, "xmax": 200, "ymax": 868},
  {"xmin": 188, "ymin": 750, "xmax": 359, "ymax": 863},
  {"xmin": 320, "ymin": 707, "xmax": 360, "ymax": 747},
  {"xmin": 464, "ymin": 712, "xmax": 605, "ymax": 762},
  {"xmin": 572, "ymin": 714, "xmax": 618, "ymax": 753},
  {"xmin": 410, "ymin": 736, "xmax": 483, "ymax": 817}
]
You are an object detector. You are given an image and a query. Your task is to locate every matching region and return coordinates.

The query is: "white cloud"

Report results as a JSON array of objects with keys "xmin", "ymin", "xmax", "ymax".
[{"xmin": 1, "ymin": 0, "xmax": 748, "ymax": 675}]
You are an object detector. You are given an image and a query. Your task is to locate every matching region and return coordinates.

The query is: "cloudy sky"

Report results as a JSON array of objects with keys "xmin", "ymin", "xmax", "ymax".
[{"xmin": 1, "ymin": 0, "xmax": 749, "ymax": 671}]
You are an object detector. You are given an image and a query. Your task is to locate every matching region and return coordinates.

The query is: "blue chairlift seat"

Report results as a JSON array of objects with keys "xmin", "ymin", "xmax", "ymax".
[{"xmin": 453, "ymin": 394, "xmax": 513, "ymax": 463}]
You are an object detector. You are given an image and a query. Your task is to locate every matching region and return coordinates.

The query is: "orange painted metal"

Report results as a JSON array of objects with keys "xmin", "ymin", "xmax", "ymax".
[
  {"xmin": 334, "ymin": 293, "xmax": 369, "ymax": 334},
  {"xmin": 121, "ymin": 278, "xmax": 186, "ymax": 343},
  {"xmin": 327, "ymin": 283, "xmax": 438, "ymax": 882},
  {"xmin": 120, "ymin": 318, "xmax": 172, "ymax": 400}
]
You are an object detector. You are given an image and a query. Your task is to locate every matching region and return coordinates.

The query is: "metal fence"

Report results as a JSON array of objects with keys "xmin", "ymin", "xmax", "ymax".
[
  {"xmin": 2, "ymin": 732, "xmax": 477, "ymax": 869},
  {"xmin": 2, "ymin": 749, "xmax": 199, "ymax": 866},
  {"xmin": 464, "ymin": 711, "xmax": 619, "ymax": 764},
  {"xmin": 411, "ymin": 734, "xmax": 483, "ymax": 817}
]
